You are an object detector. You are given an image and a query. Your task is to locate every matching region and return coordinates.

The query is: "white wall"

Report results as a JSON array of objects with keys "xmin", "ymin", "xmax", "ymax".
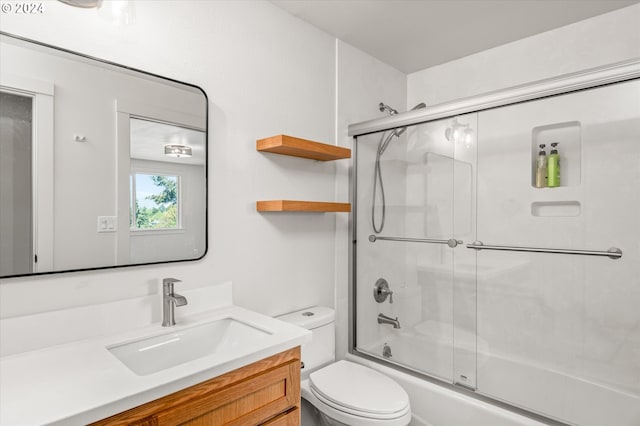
[
  {"xmin": 408, "ymin": 4, "xmax": 640, "ymax": 107},
  {"xmin": 0, "ymin": 1, "xmax": 342, "ymax": 320},
  {"xmin": 334, "ymin": 40, "xmax": 407, "ymax": 359}
]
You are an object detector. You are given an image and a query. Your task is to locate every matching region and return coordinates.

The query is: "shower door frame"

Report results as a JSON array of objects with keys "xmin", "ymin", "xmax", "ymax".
[{"xmin": 348, "ymin": 58, "xmax": 640, "ymax": 422}]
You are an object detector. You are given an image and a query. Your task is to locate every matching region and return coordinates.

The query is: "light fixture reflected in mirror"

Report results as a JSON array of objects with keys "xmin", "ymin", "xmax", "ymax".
[{"xmin": 164, "ymin": 144, "xmax": 193, "ymax": 158}]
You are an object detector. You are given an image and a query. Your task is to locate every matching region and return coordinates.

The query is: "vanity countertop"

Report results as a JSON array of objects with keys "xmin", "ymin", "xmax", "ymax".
[{"xmin": 0, "ymin": 304, "xmax": 310, "ymax": 426}]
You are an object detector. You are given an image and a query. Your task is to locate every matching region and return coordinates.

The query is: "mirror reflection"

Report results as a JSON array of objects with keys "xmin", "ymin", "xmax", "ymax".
[{"xmin": 0, "ymin": 33, "xmax": 208, "ymax": 278}]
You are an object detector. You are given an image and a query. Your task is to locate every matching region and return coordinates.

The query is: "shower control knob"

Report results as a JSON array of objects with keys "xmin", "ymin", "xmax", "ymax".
[{"xmin": 374, "ymin": 278, "xmax": 394, "ymax": 304}]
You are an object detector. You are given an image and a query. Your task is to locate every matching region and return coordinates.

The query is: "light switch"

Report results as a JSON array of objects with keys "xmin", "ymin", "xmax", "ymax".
[{"xmin": 97, "ymin": 216, "xmax": 117, "ymax": 232}]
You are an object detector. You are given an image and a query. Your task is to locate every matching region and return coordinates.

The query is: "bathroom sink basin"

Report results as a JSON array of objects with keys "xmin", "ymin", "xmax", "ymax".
[{"xmin": 107, "ymin": 318, "xmax": 272, "ymax": 375}]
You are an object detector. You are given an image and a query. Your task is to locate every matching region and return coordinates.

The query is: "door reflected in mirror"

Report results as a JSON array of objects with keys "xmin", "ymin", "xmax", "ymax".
[
  {"xmin": 0, "ymin": 33, "xmax": 208, "ymax": 278},
  {"xmin": 0, "ymin": 90, "xmax": 34, "ymax": 276}
]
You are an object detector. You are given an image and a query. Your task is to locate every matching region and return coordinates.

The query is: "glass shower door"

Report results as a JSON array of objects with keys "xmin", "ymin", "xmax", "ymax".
[
  {"xmin": 474, "ymin": 79, "xmax": 640, "ymax": 426},
  {"xmin": 354, "ymin": 113, "xmax": 477, "ymax": 386}
]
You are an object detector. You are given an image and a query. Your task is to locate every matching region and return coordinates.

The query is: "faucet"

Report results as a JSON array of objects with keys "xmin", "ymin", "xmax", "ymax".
[
  {"xmin": 162, "ymin": 278, "xmax": 188, "ymax": 327},
  {"xmin": 377, "ymin": 313, "xmax": 401, "ymax": 329}
]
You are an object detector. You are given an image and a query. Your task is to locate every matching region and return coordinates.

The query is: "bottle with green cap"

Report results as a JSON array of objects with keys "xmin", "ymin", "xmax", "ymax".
[{"xmin": 547, "ymin": 142, "xmax": 561, "ymax": 187}]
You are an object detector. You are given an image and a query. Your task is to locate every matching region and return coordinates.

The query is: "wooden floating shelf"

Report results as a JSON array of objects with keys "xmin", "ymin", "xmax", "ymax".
[
  {"xmin": 257, "ymin": 200, "xmax": 351, "ymax": 213},
  {"xmin": 256, "ymin": 135, "xmax": 351, "ymax": 161}
]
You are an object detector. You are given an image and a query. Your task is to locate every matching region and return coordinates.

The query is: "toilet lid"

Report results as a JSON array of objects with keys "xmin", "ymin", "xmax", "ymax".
[{"xmin": 309, "ymin": 360, "xmax": 409, "ymax": 416}]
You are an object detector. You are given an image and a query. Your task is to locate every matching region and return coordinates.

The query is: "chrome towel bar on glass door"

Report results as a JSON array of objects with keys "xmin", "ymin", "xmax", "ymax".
[
  {"xmin": 466, "ymin": 241, "xmax": 623, "ymax": 260},
  {"xmin": 369, "ymin": 235, "xmax": 463, "ymax": 248}
]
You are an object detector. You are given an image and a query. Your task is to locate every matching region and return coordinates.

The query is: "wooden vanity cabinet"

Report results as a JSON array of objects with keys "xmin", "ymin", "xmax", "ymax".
[{"xmin": 92, "ymin": 347, "xmax": 300, "ymax": 426}]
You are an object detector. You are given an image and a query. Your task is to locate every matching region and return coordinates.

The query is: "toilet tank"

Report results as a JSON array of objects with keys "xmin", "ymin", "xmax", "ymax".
[{"xmin": 277, "ymin": 306, "xmax": 335, "ymax": 376}]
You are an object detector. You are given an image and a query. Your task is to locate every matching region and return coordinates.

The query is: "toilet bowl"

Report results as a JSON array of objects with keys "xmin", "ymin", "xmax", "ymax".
[{"xmin": 278, "ymin": 307, "xmax": 411, "ymax": 426}]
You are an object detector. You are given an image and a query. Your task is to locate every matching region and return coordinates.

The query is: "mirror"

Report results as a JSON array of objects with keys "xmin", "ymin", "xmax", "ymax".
[{"xmin": 0, "ymin": 33, "xmax": 207, "ymax": 278}]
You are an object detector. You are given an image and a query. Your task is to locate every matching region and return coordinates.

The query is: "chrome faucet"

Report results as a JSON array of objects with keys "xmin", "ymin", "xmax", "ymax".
[
  {"xmin": 162, "ymin": 278, "xmax": 187, "ymax": 327},
  {"xmin": 377, "ymin": 313, "xmax": 401, "ymax": 329}
]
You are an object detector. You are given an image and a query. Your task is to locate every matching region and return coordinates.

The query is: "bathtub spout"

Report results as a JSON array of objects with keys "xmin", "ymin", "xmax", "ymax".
[{"xmin": 378, "ymin": 313, "xmax": 401, "ymax": 329}]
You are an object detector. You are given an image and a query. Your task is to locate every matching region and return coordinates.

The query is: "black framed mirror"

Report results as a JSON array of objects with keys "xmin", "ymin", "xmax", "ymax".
[{"xmin": 0, "ymin": 32, "xmax": 208, "ymax": 278}]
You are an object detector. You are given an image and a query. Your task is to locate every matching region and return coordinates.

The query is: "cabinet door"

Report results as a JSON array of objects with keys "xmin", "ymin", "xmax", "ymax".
[{"xmin": 158, "ymin": 362, "xmax": 299, "ymax": 425}]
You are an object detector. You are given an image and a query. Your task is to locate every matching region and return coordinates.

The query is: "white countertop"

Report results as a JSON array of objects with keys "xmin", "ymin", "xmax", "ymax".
[{"xmin": 0, "ymin": 304, "xmax": 310, "ymax": 425}]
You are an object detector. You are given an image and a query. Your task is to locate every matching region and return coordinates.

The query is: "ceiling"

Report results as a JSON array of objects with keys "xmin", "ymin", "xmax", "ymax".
[
  {"xmin": 271, "ymin": 0, "xmax": 639, "ymax": 73},
  {"xmin": 130, "ymin": 118, "xmax": 206, "ymax": 166}
]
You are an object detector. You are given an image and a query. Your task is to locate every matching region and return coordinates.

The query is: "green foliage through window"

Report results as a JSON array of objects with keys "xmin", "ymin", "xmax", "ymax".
[{"xmin": 131, "ymin": 174, "xmax": 179, "ymax": 230}]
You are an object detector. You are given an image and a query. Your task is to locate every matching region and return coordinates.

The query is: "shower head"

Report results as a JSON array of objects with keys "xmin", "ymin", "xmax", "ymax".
[
  {"xmin": 378, "ymin": 101, "xmax": 427, "ymax": 155},
  {"xmin": 373, "ymin": 101, "xmax": 428, "ymax": 234},
  {"xmin": 393, "ymin": 102, "xmax": 427, "ymax": 137}
]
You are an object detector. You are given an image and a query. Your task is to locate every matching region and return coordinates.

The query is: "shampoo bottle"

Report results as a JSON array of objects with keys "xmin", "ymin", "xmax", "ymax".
[
  {"xmin": 547, "ymin": 142, "xmax": 561, "ymax": 187},
  {"xmin": 535, "ymin": 144, "xmax": 547, "ymax": 188}
]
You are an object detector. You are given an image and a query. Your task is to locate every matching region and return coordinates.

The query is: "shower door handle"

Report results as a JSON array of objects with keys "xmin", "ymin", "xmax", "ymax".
[
  {"xmin": 467, "ymin": 240, "xmax": 622, "ymax": 259},
  {"xmin": 369, "ymin": 235, "xmax": 462, "ymax": 248}
]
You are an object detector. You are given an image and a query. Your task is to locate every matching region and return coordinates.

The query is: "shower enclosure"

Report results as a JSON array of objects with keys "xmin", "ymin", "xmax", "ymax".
[{"xmin": 349, "ymin": 65, "xmax": 640, "ymax": 426}]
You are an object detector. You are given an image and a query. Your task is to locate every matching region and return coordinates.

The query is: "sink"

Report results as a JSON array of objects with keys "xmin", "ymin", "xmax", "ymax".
[{"xmin": 107, "ymin": 318, "xmax": 272, "ymax": 375}]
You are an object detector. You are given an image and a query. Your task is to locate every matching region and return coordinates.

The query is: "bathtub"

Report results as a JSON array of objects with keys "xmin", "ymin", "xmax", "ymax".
[
  {"xmin": 348, "ymin": 323, "xmax": 640, "ymax": 426},
  {"xmin": 345, "ymin": 352, "xmax": 551, "ymax": 426}
]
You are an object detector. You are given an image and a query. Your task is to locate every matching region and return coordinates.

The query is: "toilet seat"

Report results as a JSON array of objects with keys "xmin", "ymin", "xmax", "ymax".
[
  {"xmin": 310, "ymin": 385, "xmax": 411, "ymax": 421},
  {"xmin": 309, "ymin": 360, "xmax": 410, "ymax": 420}
]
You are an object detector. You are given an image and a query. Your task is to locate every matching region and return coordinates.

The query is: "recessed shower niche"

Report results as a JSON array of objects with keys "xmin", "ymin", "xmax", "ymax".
[{"xmin": 530, "ymin": 121, "xmax": 581, "ymax": 188}]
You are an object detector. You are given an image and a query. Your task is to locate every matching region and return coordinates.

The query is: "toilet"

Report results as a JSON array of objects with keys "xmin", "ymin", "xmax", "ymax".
[{"xmin": 278, "ymin": 306, "xmax": 411, "ymax": 426}]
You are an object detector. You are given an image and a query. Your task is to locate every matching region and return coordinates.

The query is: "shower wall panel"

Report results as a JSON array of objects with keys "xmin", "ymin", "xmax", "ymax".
[{"xmin": 475, "ymin": 79, "xmax": 640, "ymax": 426}]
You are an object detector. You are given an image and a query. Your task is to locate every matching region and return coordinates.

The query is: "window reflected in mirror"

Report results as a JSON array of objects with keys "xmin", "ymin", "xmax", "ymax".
[
  {"xmin": 0, "ymin": 33, "xmax": 207, "ymax": 278},
  {"xmin": 131, "ymin": 174, "xmax": 179, "ymax": 231}
]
